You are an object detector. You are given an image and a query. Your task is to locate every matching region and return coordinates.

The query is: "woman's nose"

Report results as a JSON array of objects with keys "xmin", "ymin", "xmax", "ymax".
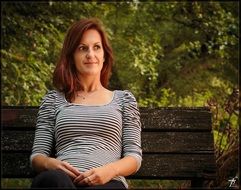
[{"xmin": 86, "ymin": 48, "xmax": 94, "ymax": 59}]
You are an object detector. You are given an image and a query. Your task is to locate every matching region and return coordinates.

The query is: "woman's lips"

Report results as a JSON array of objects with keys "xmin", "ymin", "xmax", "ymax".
[{"xmin": 85, "ymin": 62, "xmax": 97, "ymax": 64}]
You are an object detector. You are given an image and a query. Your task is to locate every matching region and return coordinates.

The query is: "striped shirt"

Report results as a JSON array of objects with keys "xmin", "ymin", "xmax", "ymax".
[{"xmin": 30, "ymin": 90, "xmax": 142, "ymax": 188}]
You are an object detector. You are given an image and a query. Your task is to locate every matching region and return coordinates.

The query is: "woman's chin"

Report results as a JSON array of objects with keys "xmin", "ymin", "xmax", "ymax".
[{"xmin": 80, "ymin": 70, "xmax": 101, "ymax": 76}]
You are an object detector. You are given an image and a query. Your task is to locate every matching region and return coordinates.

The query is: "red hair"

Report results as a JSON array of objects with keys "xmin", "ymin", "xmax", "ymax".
[{"xmin": 53, "ymin": 18, "xmax": 114, "ymax": 102}]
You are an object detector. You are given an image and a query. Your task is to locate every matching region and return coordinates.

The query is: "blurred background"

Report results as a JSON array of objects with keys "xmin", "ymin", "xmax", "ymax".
[{"xmin": 1, "ymin": 1, "xmax": 239, "ymax": 189}]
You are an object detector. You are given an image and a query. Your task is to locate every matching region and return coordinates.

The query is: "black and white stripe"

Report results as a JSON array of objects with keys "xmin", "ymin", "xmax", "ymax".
[{"xmin": 30, "ymin": 90, "xmax": 142, "ymax": 188}]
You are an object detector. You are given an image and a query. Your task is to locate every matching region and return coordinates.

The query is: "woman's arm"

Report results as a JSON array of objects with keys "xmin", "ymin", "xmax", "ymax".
[
  {"xmin": 73, "ymin": 156, "xmax": 137, "ymax": 186},
  {"xmin": 32, "ymin": 154, "xmax": 81, "ymax": 179},
  {"xmin": 108, "ymin": 155, "xmax": 138, "ymax": 177},
  {"xmin": 30, "ymin": 91, "xmax": 81, "ymax": 179}
]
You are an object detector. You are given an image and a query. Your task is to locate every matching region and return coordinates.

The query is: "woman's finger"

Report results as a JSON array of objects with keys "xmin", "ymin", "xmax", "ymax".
[
  {"xmin": 59, "ymin": 166, "xmax": 78, "ymax": 179},
  {"xmin": 73, "ymin": 173, "xmax": 85, "ymax": 184},
  {"xmin": 62, "ymin": 161, "xmax": 81, "ymax": 176},
  {"xmin": 88, "ymin": 174, "xmax": 95, "ymax": 182},
  {"xmin": 76, "ymin": 170, "xmax": 94, "ymax": 185},
  {"xmin": 87, "ymin": 174, "xmax": 97, "ymax": 186}
]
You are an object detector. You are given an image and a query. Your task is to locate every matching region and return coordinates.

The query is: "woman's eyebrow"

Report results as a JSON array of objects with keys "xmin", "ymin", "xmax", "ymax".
[
  {"xmin": 79, "ymin": 42, "xmax": 101, "ymax": 46},
  {"xmin": 78, "ymin": 43, "xmax": 87, "ymax": 46}
]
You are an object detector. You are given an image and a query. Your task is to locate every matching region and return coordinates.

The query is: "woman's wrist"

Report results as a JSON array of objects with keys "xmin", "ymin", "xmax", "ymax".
[
  {"xmin": 43, "ymin": 156, "xmax": 52, "ymax": 170},
  {"xmin": 108, "ymin": 163, "xmax": 120, "ymax": 177},
  {"xmin": 32, "ymin": 154, "xmax": 50, "ymax": 172}
]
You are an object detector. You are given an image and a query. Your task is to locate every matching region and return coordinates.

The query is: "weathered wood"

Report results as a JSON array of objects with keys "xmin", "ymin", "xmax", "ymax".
[
  {"xmin": 1, "ymin": 106, "xmax": 212, "ymax": 130},
  {"xmin": 2, "ymin": 131, "xmax": 34, "ymax": 151},
  {"xmin": 1, "ymin": 107, "xmax": 38, "ymax": 128},
  {"xmin": 142, "ymin": 132, "xmax": 214, "ymax": 153},
  {"xmin": 1, "ymin": 106, "xmax": 217, "ymax": 188},
  {"xmin": 2, "ymin": 153, "xmax": 216, "ymax": 179},
  {"xmin": 2, "ymin": 131, "xmax": 214, "ymax": 153},
  {"xmin": 140, "ymin": 107, "xmax": 212, "ymax": 131}
]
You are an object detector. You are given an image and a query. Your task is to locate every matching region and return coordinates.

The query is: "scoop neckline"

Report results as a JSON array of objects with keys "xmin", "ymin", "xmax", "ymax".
[{"xmin": 63, "ymin": 90, "xmax": 116, "ymax": 107}]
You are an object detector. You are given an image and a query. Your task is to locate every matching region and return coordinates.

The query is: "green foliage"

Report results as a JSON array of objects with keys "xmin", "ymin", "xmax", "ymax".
[
  {"xmin": 1, "ymin": 178, "xmax": 31, "ymax": 189},
  {"xmin": 2, "ymin": 1, "xmax": 238, "ymax": 106},
  {"xmin": 1, "ymin": 2, "xmax": 63, "ymax": 105},
  {"xmin": 127, "ymin": 179, "xmax": 186, "ymax": 189}
]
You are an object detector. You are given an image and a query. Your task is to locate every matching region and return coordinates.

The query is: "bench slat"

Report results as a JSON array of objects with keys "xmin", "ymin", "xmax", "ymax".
[
  {"xmin": 1, "ymin": 107, "xmax": 212, "ymax": 130},
  {"xmin": 2, "ymin": 131, "xmax": 214, "ymax": 153},
  {"xmin": 141, "ymin": 108, "xmax": 212, "ymax": 131},
  {"xmin": 2, "ymin": 153, "xmax": 216, "ymax": 179}
]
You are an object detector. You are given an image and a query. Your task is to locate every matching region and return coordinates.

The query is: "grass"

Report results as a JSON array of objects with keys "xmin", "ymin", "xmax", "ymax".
[
  {"xmin": 1, "ymin": 179, "xmax": 31, "ymax": 189},
  {"xmin": 1, "ymin": 179, "xmax": 188, "ymax": 189}
]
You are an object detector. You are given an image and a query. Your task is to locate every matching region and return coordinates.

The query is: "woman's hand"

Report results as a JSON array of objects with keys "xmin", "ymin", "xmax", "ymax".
[
  {"xmin": 73, "ymin": 164, "xmax": 118, "ymax": 186},
  {"xmin": 44, "ymin": 157, "xmax": 81, "ymax": 179}
]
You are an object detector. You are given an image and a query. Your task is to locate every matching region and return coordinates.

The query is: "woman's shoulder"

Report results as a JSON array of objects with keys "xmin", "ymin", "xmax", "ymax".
[
  {"xmin": 114, "ymin": 89, "xmax": 137, "ymax": 103},
  {"xmin": 41, "ymin": 89, "xmax": 65, "ymax": 104},
  {"xmin": 43, "ymin": 89, "xmax": 58, "ymax": 99}
]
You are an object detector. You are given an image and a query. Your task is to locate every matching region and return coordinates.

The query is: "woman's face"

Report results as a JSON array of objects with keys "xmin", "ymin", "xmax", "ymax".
[{"xmin": 74, "ymin": 29, "xmax": 105, "ymax": 77}]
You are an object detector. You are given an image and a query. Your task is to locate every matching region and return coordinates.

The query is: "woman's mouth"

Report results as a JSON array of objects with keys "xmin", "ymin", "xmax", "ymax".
[{"xmin": 85, "ymin": 62, "xmax": 97, "ymax": 65}]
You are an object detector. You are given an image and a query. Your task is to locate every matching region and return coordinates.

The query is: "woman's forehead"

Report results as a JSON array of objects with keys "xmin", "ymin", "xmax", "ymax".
[{"xmin": 80, "ymin": 29, "xmax": 102, "ymax": 44}]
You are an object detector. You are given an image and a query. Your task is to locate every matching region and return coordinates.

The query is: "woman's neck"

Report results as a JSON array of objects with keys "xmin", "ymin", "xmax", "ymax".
[{"xmin": 77, "ymin": 75, "xmax": 103, "ymax": 92}]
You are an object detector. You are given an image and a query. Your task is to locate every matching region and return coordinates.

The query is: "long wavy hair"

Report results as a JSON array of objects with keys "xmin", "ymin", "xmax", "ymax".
[{"xmin": 53, "ymin": 18, "xmax": 114, "ymax": 102}]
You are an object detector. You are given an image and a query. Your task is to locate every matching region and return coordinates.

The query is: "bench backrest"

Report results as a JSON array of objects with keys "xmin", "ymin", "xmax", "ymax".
[{"xmin": 1, "ymin": 106, "xmax": 216, "ymax": 183}]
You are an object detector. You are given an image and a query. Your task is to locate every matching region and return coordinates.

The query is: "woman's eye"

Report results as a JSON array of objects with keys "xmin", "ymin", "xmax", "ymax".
[
  {"xmin": 78, "ymin": 46, "xmax": 88, "ymax": 51},
  {"xmin": 94, "ymin": 45, "xmax": 101, "ymax": 50}
]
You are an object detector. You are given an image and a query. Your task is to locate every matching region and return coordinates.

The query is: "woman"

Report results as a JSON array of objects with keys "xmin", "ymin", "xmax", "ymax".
[{"xmin": 30, "ymin": 18, "xmax": 142, "ymax": 189}]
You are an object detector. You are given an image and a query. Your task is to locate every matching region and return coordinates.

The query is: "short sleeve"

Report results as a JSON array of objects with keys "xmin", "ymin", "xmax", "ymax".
[
  {"xmin": 30, "ymin": 90, "xmax": 57, "ymax": 166},
  {"xmin": 122, "ymin": 90, "xmax": 142, "ymax": 172}
]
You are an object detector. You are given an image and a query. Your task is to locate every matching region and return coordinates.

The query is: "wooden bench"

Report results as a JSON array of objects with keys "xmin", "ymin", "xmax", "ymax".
[{"xmin": 1, "ymin": 106, "xmax": 217, "ymax": 189}]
